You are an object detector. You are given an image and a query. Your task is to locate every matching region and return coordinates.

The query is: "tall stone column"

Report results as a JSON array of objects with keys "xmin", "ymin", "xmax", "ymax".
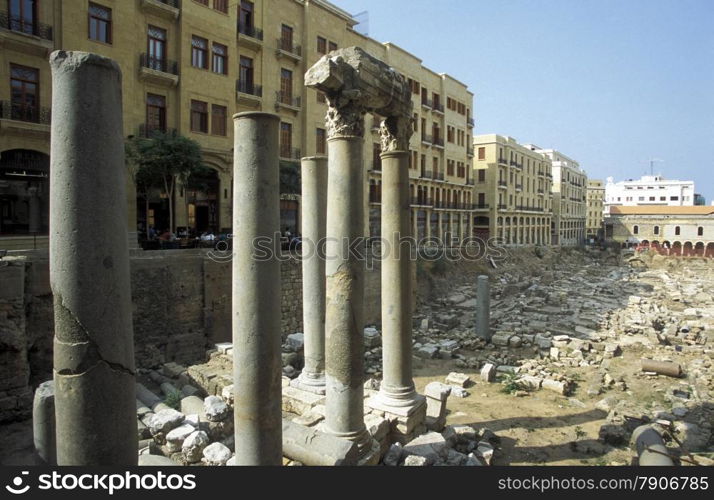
[
  {"xmin": 476, "ymin": 275, "xmax": 491, "ymax": 341},
  {"xmin": 371, "ymin": 116, "xmax": 422, "ymax": 414},
  {"xmin": 49, "ymin": 51, "xmax": 136, "ymax": 465},
  {"xmin": 293, "ymin": 156, "xmax": 328, "ymax": 394},
  {"xmin": 232, "ymin": 112, "xmax": 282, "ymax": 465}
]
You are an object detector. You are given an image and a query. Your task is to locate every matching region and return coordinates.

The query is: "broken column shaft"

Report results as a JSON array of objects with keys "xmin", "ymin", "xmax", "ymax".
[
  {"xmin": 232, "ymin": 112, "xmax": 283, "ymax": 465},
  {"xmin": 476, "ymin": 275, "xmax": 491, "ymax": 341},
  {"xmin": 295, "ymin": 156, "xmax": 328, "ymax": 394},
  {"xmin": 49, "ymin": 51, "xmax": 137, "ymax": 465}
]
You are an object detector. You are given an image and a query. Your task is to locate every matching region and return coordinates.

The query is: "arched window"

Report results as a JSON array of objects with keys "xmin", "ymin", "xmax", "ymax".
[
  {"xmin": 675, "ymin": 226, "xmax": 681, "ymax": 236},
  {"xmin": 698, "ymin": 227, "xmax": 703, "ymax": 237},
  {"xmin": 654, "ymin": 226, "xmax": 659, "ymax": 235},
  {"xmin": 633, "ymin": 225, "xmax": 639, "ymax": 235}
]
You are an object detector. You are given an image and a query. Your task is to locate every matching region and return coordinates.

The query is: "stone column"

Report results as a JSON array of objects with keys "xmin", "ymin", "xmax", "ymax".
[
  {"xmin": 293, "ymin": 156, "xmax": 328, "ymax": 394},
  {"xmin": 371, "ymin": 116, "xmax": 422, "ymax": 413},
  {"xmin": 49, "ymin": 51, "xmax": 136, "ymax": 465},
  {"xmin": 476, "ymin": 275, "xmax": 491, "ymax": 341},
  {"xmin": 232, "ymin": 112, "xmax": 282, "ymax": 465}
]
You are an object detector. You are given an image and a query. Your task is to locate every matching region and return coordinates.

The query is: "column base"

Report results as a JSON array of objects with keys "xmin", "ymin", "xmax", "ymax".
[
  {"xmin": 356, "ymin": 437, "xmax": 381, "ymax": 466},
  {"xmin": 367, "ymin": 389, "xmax": 425, "ymax": 417},
  {"xmin": 290, "ymin": 372, "xmax": 326, "ymax": 395}
]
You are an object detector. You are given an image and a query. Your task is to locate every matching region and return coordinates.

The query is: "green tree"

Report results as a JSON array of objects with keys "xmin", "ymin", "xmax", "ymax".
[{"xmin": 126, "ymin": 130, "xmax": 204, "ymax": 234}]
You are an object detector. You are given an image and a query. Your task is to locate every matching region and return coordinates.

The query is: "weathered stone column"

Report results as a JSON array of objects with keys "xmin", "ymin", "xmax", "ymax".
[
  {"xmin": 293, "ymin": 156, "xmax": 328, "ymax": 394},
  {"xmin": 306, "ymin": 47, "xmax": 409, "ymax": 462},
  {"xmin": 49, "ymin": 51, "xmax": 136, "ymax": 465},
  {"xmin": 371, "ymin": 115, "xmax": 423, "ymax": 414},
  {"xmin": 232, "ymin": 112, "xmax": 283, "ymax": 465},
  {"xmin": 476, "ymin": 274, "xmax": 491, "ymax": 341}
]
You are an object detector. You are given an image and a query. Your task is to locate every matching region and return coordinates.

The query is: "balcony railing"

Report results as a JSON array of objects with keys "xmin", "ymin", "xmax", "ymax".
[
  {"xmin": 238, "ymin": 23, "xmax": 263, "ymax": 41},
  {"xmin": 510, "ymin": 160, "xmax": 517, "ymax": 166},
  {"xmin": 475, "ymin": 203, "xmax": 489, "ymax": 209},
  {"xmin": 138, "ymin": 124, "xmax": 177, "ymax": 138},
  {"xmin": 140, "ymin": 54, "xmax": 179, "ymax": 75},
  {"xmin": 433, "ymin": 102, "xmax": 444, "ymax": 114},
  {"xmin": 280, "ymin": 147, "xmax": 301, "ymax": 160},
  {"xmin": 515, "ymin": 184, "xmax": 523, "ymax": 190},
  {"xmin": 0, "ymin": 11, "xmax": 53, "ymax": 40},
  {"xmin": 275, "ymin": 91, "xmax": 301, "ymax": 109},
  {"xmin": 467, "ymin": 146, "xmax": 474, "ymax": 157},
  {"xmin": 410, "ymin": 197, "xmax": 434, "ymax": 206},
  {"xmin": 0, "ymin": 101, "xmax": 51, "ymax": 124},
  {"xmin": 369, "ymin": 192, "xmax": 381, "ymax": 203},
  {"xmin": 421, "ymin": 98, "xmax": 433, "ymax": 109},
  {"xmin": 420, "ymin": 169, "xmax": 434, "ymax": 179},
  {"xmin": 434, "ymin": 172, "xmax": 444, "ymax": 181},
  {"xmin": 498, "ymin": 180, "xmax": 507, "ymax": 187},
  {"xmin": 277, "ymin": 38, "xmax": 301, "ymax": 58},
  {"xmin": 498, "ymin": 158, "xmax": 508, "ymax": 165},
  {"xmin": 498, "ymin": 203, "xmax": 507, "ymax": 210},
  {"xmin": 421, "ymin": 133, "xmax": 432, "ymax": 144},
  {"xmin": 466, "ymin": 179, "xmax": 475, "ymax": 186},
  {"xmin": 537, "ymin": 188, "xmax": 544, "ymax": 194},
  {"xmin": 432, "ymin": 137, "xmax": 444, "ymax": 148},
  {"xmin": 467, "ymin": 117, "xmax": 475, "ymax": 127},
  {"xmin": 236, "ymin": 80, "xmax": 262, "ymax": 97}
]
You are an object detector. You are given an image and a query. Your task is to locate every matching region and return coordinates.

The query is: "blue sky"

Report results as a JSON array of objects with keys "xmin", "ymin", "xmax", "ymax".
[{"xmin": 332, "ymin": 0, "xmax": 714, "ymax": 202}]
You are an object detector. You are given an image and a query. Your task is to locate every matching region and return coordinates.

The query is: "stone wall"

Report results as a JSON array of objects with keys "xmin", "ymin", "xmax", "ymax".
[{"xmin": 0, "ymin": 249, "xmax": 382, "ymax": 423}]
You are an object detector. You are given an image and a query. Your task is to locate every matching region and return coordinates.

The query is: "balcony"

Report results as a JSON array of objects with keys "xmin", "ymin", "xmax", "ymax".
[
  {"xmin": 421, "ymin": 133, "xmax": 432, "ymax": 146},
  {"xmin": 466, "ymin": 178, "xmax": 475, "ymax": 186},
  {"xmin": 279, "ymin": 147, "xmax": 301, "ymax": 161},
  {"xmin": 238, "ymin": 23, "xmax": 263, "ymax": 50},
  {"xmin": 420, "ymin": 169, "xmax": 434, "ymax": 179},
  {"xmin": 236, "ymin": 80, "xmax": 262, "ymax": 106},
  {"xmin": 498, "ymin": 180, "xmax": 507, "ymax": 188},
  {"xmin": 515, "ymin": 184, "xmax": 523, "ymax": 191},
  {"xmin": 498, "ymin": 203, "xmax": 507, "ymax": 210},
  {"xmin": 275, "ymin": 91, "xmax": 301, "ymax": 113},
  {"xmin": 140, "ymin": 0, "xmax": 180, "ymax": 21},
  {"xmin": 537, "ymin": 188, "xmax": 544, "ymax": 195},
  {"xmin": 432, "ymin": 137, "xmax": 444, "ymax": 149},
  {"xmin": 509, "ymin": 160, "xmax": 517, "ymax": 167},
  {"xmin": 434, "ymin": 172, "xmax": 444, "ymax": 181},
  {"xmin": 467, "ymin": 117, "xmax": 475, "ymax": 127},
  {"xmin": 0, "ymin": 101, "xmax": 51, "ymax": 138},
  {"xmin": 421, "ymin": 98, "xmax": 432, "ymax": 110},
  {"xmin": 138, "ymin": 54, "xmax": 179, "ymax": 87},
  {"xmin": 466, "ymin": 146, "xmax": 474, "ymax": 157},
  {"xmin": 137, "ymin": 124, "xmax": 177, "ymax": 138},
  {"xmin": 498, "ymin": 158, "xmax": 508, "ymax": 165},
  {"xmin": 0, "ymin": 11, "xmax": 53, "ymax": 56},
  {"xmin": 432, "ymin": 102, "xmax": 445, "ymax": 114},
  {"xmin": 276, "ymin": 38, "xmax": 302, "ymax": 62}
]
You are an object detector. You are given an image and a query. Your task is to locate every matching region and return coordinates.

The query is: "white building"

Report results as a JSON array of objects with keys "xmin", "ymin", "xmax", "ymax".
[{"xmin": 604, "ymin": 175, "xmax": 695, "ymax": 214}]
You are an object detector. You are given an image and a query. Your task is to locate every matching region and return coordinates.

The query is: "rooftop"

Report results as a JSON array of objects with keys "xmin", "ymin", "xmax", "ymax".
[{"xmin": 609, "ymin": 206, "xmax": 714, "ymax": 216}]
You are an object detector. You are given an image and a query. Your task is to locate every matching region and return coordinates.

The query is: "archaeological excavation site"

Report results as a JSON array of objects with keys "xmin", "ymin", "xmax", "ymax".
[{"xmin": 0, "ymin": 44, "xmax": 713, "ymax": 472}]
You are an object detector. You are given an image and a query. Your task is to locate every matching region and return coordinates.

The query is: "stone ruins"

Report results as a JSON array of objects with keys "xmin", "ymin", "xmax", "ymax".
[{"xmin": 0, "ymin": 48, "xmax": 712, "ymax": 467}]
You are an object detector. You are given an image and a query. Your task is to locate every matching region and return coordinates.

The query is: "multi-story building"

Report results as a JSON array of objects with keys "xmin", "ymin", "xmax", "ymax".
[
  {"xmin": 604, "ymin": 175, "xmax": 695, "ymax": 215},
  {"xmin": 0, "ymin": 0, "xmax": 475, "ymax": 250},
  {"xmin": 472, "ymin": 134, "xmax": 553, "ymax": 245},
  {"xmin": 694, "ymin": 193, "xmax": 706, "ymax": 206},
  {"xmin": 527, "ymin": 146, "xmax": 586, "ymax": 246},
  {"xmin": 604, "ymin": 205, "xmax": 714, "ymax": 257},
  {"xmin": 586, "ymin": 179, "xmax": 605, "ymax": 241}
]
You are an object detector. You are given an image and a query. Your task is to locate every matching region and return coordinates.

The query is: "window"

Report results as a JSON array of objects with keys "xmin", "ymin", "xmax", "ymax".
[
  {"xmin": 88, "ymin": 3, "xmax": 112, "ymax": 44},
  {"xmin": 190, "ymin": 100, "xmax": 208, "ymax": 133},
  {"xmin": 328, "ymin": 41, "xmax": 337, "ymax": 52},
  {"xmin": 654, "ymin": 226, "xmax": 660, "ymax": 235},
  {"xmin": 478, "ymin": 169, "xmax": 485, "ymax": 182},
  {"xmin": 316, "ymin": 128, "xmax": 326, "ymax": 155},
  {"xmin": 670, "ymin": 196, "xmax": 679, "ymax": 201},
  {"xmin": 675, "ymin": 226, "xmax": 680, "ymax": 236},
  {"xmin": 212, "ymin": 43, "xmax": 227, "ymax": 74},
  {"xmin": 317, "ymin": 36, "xmax": 327, "ymax": 54},
  {"xmin": 191, "ymin": 36, "xmax": 208, "ymax": 69},
  {"xmin": 146, "ymin": 94, "xmax": 166, "ymax": 135},
  {"xmin": 239, "ymin": 1, "xmax": 254, "ymax": 34},
  {"xmin": 280, "ymin": 24, "xmax": 293, "ymax": 52},
  {"xmin": 10, "ymin": 64, "xmax": 39, "ymax": 122},
  {"xmin": 212, "ymin": 104, "xmax": 226, "ymax": 136},
  {"xmin": 238, "ymin": 56, "xmax": 255, "ymax": 93},
  {"xmin": 698, "ymin": 227, "xmax": 704, "ymax": 236},
  {"xmin": 633, "ymin": 225, "xmax": 638, "ymax": 235},
  {"xmin": 213, "ymin": 0, "xmax": 228, "ymax": 13},
  {"xmin": 280, "ymin": 68, "xmax": 293, "ymax": 103},
  {"xmin": 280, "ymin": 122, "xmax": 292, "ymax": 158},
  {"xmin": 147, "ymin": 26, "xmax": 167, "ymax": 71},
  {"xmin": 478, "ymin": 147, "xmax": 485, "ymax": 160},
  {"xmin": 9, "ymin": 0, "xmax": 37, "ymax": 35}
]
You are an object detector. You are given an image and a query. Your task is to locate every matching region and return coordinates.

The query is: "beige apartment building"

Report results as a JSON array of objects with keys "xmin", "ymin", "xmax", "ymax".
[
  {"xmin": 527, "ymin": 147, "xmax": 586, "ymax": 246},
  {"xmin": 586, "ymin": 179, "xmax": 604, "ymax": 241},
  {"xmin": 472, "ymin": 134, "xmax": 553, "ymax": 245},
  {"xmin": 0, "ymin": 0, "xmax": 475, "ymax": 249}
]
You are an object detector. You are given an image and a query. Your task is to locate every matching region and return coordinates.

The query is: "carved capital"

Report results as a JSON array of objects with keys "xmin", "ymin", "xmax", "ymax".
[
  {"xmin": 325, "ymin": 96, "xmax": 365, "ymax": 139},
  {"xmin": 379, "ymin": 115, "xmax": 413, "ymax": 153}
]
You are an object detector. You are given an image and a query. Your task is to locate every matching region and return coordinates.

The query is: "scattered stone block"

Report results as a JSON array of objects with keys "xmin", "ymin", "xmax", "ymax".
[
  {"xmin": 383, "ymin": 443, "xmax": 403, "ymax": 466},
  {"xmin": 480, "ymin": 363, "xmax": 496, "ymax": 382},
  {"xmin": 166, "ymin": 424, "xmax": 195, "ymax": 453},
  {"xmin": 286, "ymin": 332, "xmax": 305, "ymax": 351},
  {"xmin": 542, "ymin": 378, "xmax": 569, "ymax": 396},
  {"xmin": 363, "ymin": 327, "xmax": 382, "ymax": 347},
  {"xmin": 403, "ymin": 432, "xmax": 448, "ymax": 465},
  {"xmin": 445, "ymin": 372, "xmax": 471, "ymax": 388},
  {"xmin": 204, "ymin": 395, "xmax": 230, "ymax": 422},
  {"xmin": 403, "ymin": 455, "xmax": 428, "ymax": 466},
  {"xmin": 182, "ymin": 430, "xmax": 209, "ymax": 463},
  {"xmin": 202, "ymin": 442, "xmax": 232, "ymax": 465},
  {"xmin": 148, "ymin": 408, "xmax": 185, "ymax": 436}
]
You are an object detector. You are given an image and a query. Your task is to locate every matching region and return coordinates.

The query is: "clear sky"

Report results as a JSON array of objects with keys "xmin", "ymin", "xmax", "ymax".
[{"xmin": 332, "ymin": 0, "xmax": 714, "ymax": 202}]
